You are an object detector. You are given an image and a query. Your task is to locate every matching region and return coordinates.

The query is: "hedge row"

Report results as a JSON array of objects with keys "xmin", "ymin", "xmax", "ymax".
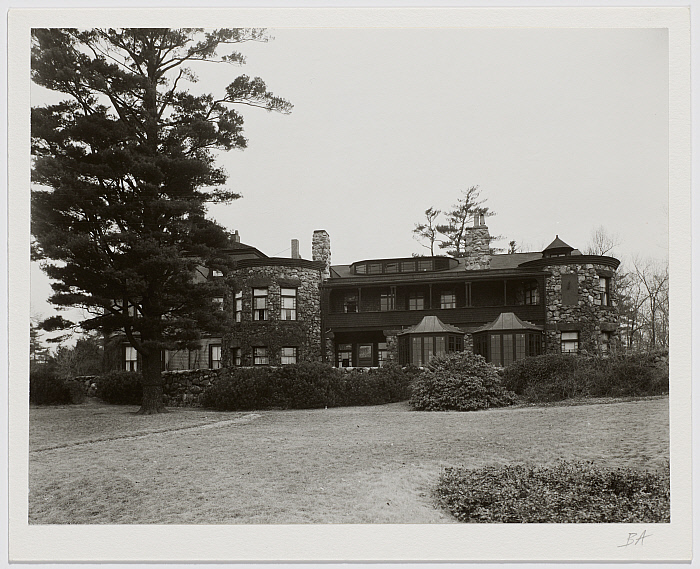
[
  {"xmin": 200, "ymin": 362, "xmax": 419, "ymax": 411},
  {"xmin": 435, "ymin": 461, "xmax": 670, "ymax": 523},
  {"xmin": 502, "ymin": 352, "xmax": 668, "ymax": 403}
]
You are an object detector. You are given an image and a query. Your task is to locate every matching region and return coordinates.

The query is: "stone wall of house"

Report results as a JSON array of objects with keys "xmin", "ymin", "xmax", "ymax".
[
  {"xmin": 543, "ymin": 262, "xmax": 620, "ymax": 355},
  {"xmin": 462, "ymin": 224, "xmax": 491, "ymax": 270},
  {"xmin": 224, "ymin": 263, "xmax": 324, "ymax": 366}
]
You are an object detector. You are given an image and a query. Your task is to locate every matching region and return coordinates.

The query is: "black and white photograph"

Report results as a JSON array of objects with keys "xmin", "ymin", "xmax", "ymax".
[{"xmin": 6, "ymin": 5, "xmax": 693, "ymax": 564}]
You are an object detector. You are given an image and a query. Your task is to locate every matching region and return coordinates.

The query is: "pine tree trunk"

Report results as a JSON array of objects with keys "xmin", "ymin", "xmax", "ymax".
[{"xmin": 136, "ymin": 351, "xmax": 167, "ymax": 414}]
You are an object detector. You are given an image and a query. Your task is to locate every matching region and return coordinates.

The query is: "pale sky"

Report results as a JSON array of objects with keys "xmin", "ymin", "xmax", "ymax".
[{"xmin": 30, "ymin": 27, "xmax": 670, "ymax": 334}]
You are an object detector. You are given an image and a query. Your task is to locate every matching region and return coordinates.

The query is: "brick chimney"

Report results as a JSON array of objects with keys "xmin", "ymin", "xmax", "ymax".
[
  {"xmin": 232, "ymin": 230, "xmax": 240, "ymax": 244},
  {"xmin": 291, "ymin": 239, "xmax": 300, "ymax": 259},
  {"xmin": 312, "ymin": 230, "xmax": 331, "ymax": 279}
]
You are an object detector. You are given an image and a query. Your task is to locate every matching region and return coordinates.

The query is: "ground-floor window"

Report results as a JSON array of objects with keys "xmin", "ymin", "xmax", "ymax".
[
  {"xmin": 561, "ymin": 331, "xmax": 579, "ymax": 354},
  {"xmin": 401, "ymin": 333, "xmax": 463, "ymax": 366},
  {"xmin": 473, "ymin": 331, "xmax": 542, "ymax": 366},
  {"xmin": 125, "ymin": 346, "xmax": 138, "ymax": 372},
  {"xmin": 358, "ymin": 344, "xmax": 373, "ymax": 367},
  {"xmin": 600, "ymin": 331, "xmax": 611, "ymax": 355},
  {"xmin": 280, "ymin": 346, "xmax": 297, "ymax": 365},
  {"xmin": 336, "ymin": 343, "xmax": 352, "ymax": 367},
  {"xmin": 378, "ymin": 342, "xmax": 388, "ymax": 367},
  {"xmin": 253, "ymin": 346, "xmax": 269, "ymax": 365},
  {"xmin": 209, "ymin": 344, "xmax": 222, "ymax": 369},
  {"xmin": 231, "ymin": 347, "xmax": 242, "ymax": 366}
]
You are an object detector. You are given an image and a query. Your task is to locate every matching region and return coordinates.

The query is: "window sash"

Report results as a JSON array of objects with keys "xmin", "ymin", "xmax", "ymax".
[
  {"xmin": 253, "ymin": 347, "xmax": 269, "ymax": 365},
  {"xmin": 440, "ymin": 292, "xmax": 456, "ymax": 309},
  {"xmin": 210, "ymin": 345, "xmax": 222, "ymax": 369},
  {"xmin": 280, "ymin": 347, "xmax": 297, "ymax": 365}
]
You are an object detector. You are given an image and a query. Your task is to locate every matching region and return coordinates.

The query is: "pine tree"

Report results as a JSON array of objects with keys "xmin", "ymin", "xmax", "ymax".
[{"xmin": 31, "ymin": 28, "xmax": 292, "ymax": 413}]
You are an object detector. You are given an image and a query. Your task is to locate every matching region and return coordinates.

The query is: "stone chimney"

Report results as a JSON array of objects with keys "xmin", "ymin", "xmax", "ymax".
[
  {"xmin": 312, "ymin": 230, "xmax": 331, "ymax": 279},
  {"xmin": 232, "ymin": 230, "xmax": 240, "ymax": 244},
  {"xmin": 291, "ymin": 239, "xmax": 300, "ymax": 259},
  {"xmin": 463, "ymin": 214, "xmax": 491, "ymax": 270}
]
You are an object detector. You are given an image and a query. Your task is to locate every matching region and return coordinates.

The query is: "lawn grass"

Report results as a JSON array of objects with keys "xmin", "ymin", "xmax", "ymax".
[{"xmin": 29, "ymin": 395, "xmax": 669, "ymax": 524}]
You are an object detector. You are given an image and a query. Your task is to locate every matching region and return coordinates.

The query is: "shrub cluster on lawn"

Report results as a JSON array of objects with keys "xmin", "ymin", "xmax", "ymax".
[
  {"xmin": 200, "ymin": 362, "xmax": 418, "ymax": 411},
  {"xmin": 30, "ymin": 365, "xmax": 85, "ymax": 405},
  {"xmin": 435, "ymin": 461, "xmax": 670, "ymax": 523},
  {"xmin": 409, "ymin": 352, "xmax": 516, "ymax": 411},
  {"xmin": 502, "ymin": 352, "xmax": 669, "ymax": 403},
  {"xmin": 95, "ymin": 371, "xmax": 143, "ymax": 405}
]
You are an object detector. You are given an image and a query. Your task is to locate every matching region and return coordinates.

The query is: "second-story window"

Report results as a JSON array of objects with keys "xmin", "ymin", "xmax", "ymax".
[
  {"xmin": 281, "ymin": 288, "xmax": 297, "ymax": 320},
  {"xmin": 380, "ymin": 288, "xmax": 395, "ymax": 311},
  {"xmin": 234, "ymin": 291, "xmax": 242, "ymax": 322},
  {"xmin": 344, "ymin": 292, "xmax": 358, "ymax": 313},
  {"xmin": 253, "ymin": 288, "xmax": 268, "ymax": 321},
  {"xmin": 212, "ymin": 297, "xmax": 224, "ymax": 311},
  {"xmin": 440, "ymin": 291, "xmax": 456, "ymax": 309},
  {"xmin": 599, "ymin": 277, "xmax": 611, "ymax": 306},
  {"xmin": 524, "ymin": 282, "xmax": 539, "ymax": 305},
  {"xmin": 408, "ymin": 293, "xmax": 424, "ymax": 311}
]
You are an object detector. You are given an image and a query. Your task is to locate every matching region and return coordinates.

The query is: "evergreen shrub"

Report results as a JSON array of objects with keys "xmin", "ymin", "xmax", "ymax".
[
  {"xmin": 29, "ymin": 365, "xmax": 76, "ymax": 405},
  {"xmin": 95, "ymin": 371, "xmax": 143, "ymax": 405},
  {"xmin": 435, "ymin": 461, "xmax": 670, "ymax": 523},
  {"xmin": 409, "ymin": 352, "xmax": 516, "ymax": 411}
]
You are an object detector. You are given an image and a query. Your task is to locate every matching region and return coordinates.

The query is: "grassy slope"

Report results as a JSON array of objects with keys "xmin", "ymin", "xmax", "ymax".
[{"xmin": 29, "ymin": 396, "xmax": 668, "ymax": 524}]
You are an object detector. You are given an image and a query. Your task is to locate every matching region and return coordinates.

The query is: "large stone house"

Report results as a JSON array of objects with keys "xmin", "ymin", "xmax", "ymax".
[{"xmin": 119, "ymin": 220, "xmax": 620, "ymax": 371}]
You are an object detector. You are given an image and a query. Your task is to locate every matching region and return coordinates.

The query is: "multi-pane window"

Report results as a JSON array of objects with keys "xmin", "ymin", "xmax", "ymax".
[
  {"xmin": 380, "ymin": 288, "xmax": 395, "ymax": 311},
  {"xmin": 211, "ymin": 269, "xmax": 223, "ymax": 277},
  {"xmin": 212, "ymin": 297, "xmax": 224, "ymax": 311},
  {"xmin": 280, "ymin": 347, "xmax": 297, "ymax": 365},
  {"xmin": 378, "ymin": 343, "xmax": 388, "ymax": 367},
  {"xmin": 344, "ymin": 292, "xmax": 358, "ymax": 313},
  {"xmin": 337, "ymin": 343, "xmax": 352, "ymax": 367},
  {"xmin": 253, "ymin": 346, "xmax": 269, "ymax": 365},
  {"xmin": 125, "ymin": 346, "xmax": 138, "ymax": 371},
  {"xmin": 234, "ymin": 291, "xmax": 242, "ymax": 322},
  {"xmin": 209, "ymin": 345, "xmax": 222, "ymax": 369},
  {"xmin": 528, "ymin": 334, "xmax": 542, "ymax": 356},
  {"xmin": 561, "ymin": 332, "xmax": 579, "ymax": 354},
  {"xmin": 408, "ymin": 293, "xmax": 424, "ymax": 311},
  {"xmin": 232, "ymin": 347, "xmax": 241, "ymax": 366},
  {"xmin": 253, "ymin": 288, "xmax": 268, "ymax": 321},
  {"xmin": 599, "ymin": 277, "xmax": 611, "ymax": 306},
  {"xmin": 281, "ymin": 288, "xmax": 297, "ymax": 320},
  {"xmin": 490, "ymin": 335, "xmax": 502, "ymax": 366},
  {"xmin": 440, "ymin": 291, "xmax": 456, "ymax": 309},
  {"xmin": 524, "ymin": 282, "xmax": 539, "ymax": 305}
]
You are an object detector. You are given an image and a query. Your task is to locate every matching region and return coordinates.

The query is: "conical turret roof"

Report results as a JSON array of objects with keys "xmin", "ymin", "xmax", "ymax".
[{"xmin": 543, "ymin": 235, "xmax": 574, "ymax": 252}]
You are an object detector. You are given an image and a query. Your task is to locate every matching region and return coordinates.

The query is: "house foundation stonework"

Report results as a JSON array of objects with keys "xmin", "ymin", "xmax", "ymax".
[{"xmin": 114, "ymin": 226, "xmax": 621, "ymax": 371}]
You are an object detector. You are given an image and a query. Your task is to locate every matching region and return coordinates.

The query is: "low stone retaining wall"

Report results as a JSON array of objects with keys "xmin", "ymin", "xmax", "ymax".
[{"xmin": 161, "ymin": 368, "xmax": 225, "ymax": 407}]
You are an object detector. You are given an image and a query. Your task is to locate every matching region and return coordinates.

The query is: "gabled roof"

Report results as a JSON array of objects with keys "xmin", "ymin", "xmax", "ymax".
[
  {"xmin": 543, "ymin": 235, "xmax": 573, "ymax": 252},
  {"xmin": 398, "ymin": 315, "xmax": 464, "ymax": 336},
  {"xmin": 472, "ymin": 312, "xmax": 543, "ymax": 333}
]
